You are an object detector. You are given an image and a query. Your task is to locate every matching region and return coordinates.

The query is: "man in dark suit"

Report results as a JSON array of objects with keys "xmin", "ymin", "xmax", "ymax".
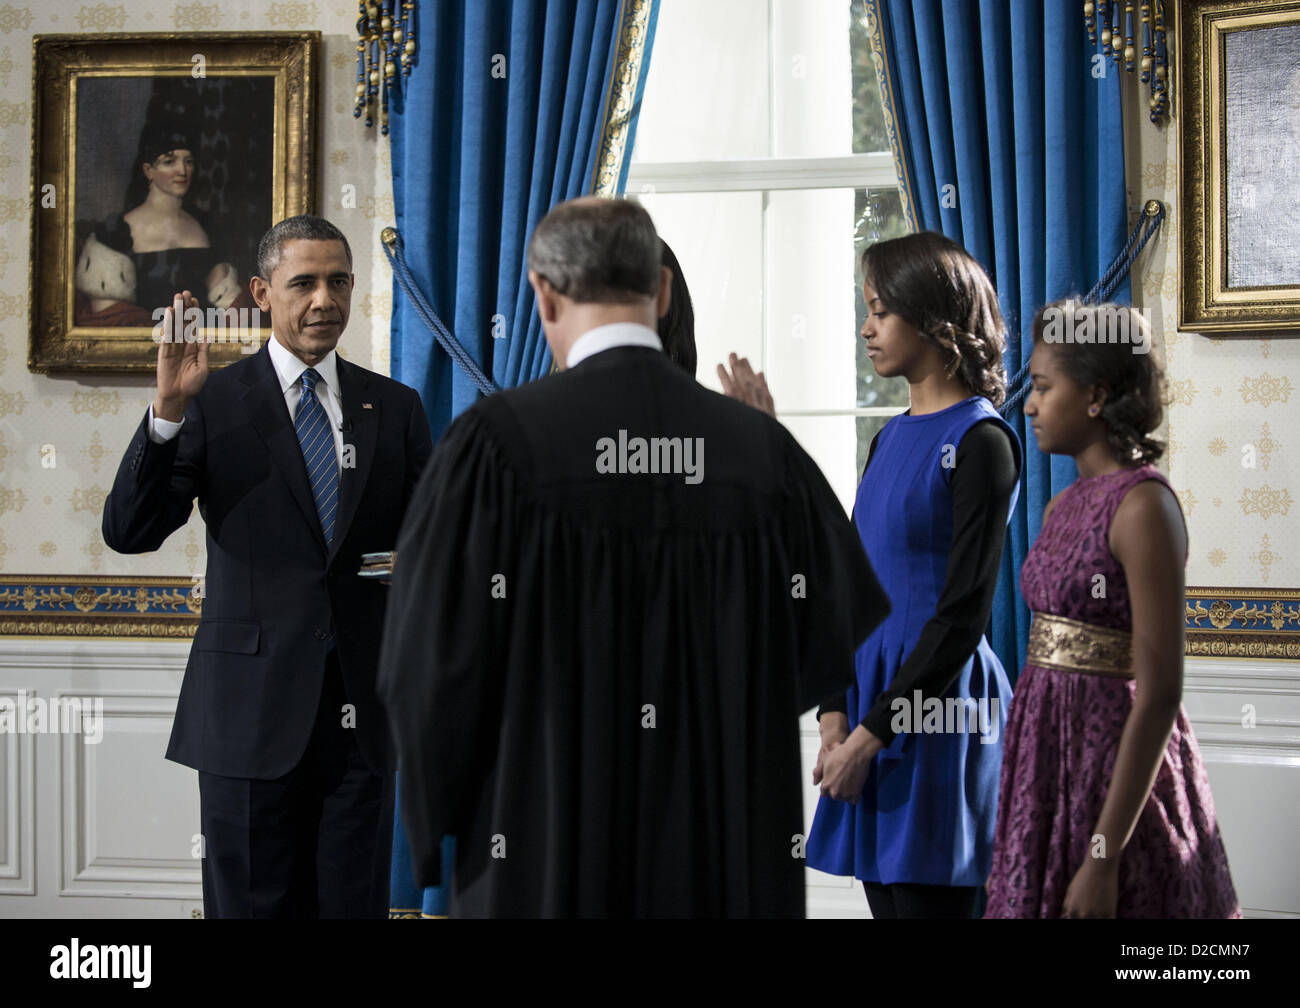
[
  {"xmin": 103, "ymin": 215, "xmax": 433, "ymax": 918},
  {"xmin": 377, "ymin": 198, "xmax": 889, "ymax": 916}
]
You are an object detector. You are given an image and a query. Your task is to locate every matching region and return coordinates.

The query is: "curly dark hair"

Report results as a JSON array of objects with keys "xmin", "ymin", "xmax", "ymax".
[
  {"xmin": 861, "ymin": 231, "xmax": 1007, "ymax": 406},
  {"xmin": 1031, "ymin": 299, "xmax": 1166, "ymax": 464}
]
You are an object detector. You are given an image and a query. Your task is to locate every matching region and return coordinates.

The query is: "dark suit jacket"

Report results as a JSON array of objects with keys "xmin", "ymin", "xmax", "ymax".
[{"xmin": 103, "ymin": 342, "xmax": 433, "ymax": 779}]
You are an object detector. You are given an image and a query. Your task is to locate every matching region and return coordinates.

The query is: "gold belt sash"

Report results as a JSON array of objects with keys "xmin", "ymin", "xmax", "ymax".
[{"xmin": 1026, "ymin": 612, "xmax": 1134, "ymax": 679}]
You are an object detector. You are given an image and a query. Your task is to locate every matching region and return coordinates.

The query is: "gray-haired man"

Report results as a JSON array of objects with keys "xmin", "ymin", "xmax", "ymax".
[{"xmin": 378, "ymin": 197, "xmax": 888, "ymax": 917}]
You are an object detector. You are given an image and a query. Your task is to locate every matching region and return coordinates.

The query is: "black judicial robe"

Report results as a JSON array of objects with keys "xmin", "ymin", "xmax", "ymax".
[{"xmin": 377, "ymin": 346, "xmax": 888, "ymax": 917}]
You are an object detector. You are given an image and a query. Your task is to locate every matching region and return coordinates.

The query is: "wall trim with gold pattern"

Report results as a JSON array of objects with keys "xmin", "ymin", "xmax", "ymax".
[
  {"xmin": 2, "ymin": 576, "xmax": 1298, "ymax": 658},
  {"xmin": 1186, "ymin": 586, "xmax": 1300, "ymax": 660},
  {"xmin": 0, "ymin": 576, "xmax": 198, "ymax": 638}
]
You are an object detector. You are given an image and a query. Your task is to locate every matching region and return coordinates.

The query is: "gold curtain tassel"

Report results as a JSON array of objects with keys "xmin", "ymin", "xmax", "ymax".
[{"xmin": 1084, "ymin": 0, "xmax": 1168, "ymax": 125}]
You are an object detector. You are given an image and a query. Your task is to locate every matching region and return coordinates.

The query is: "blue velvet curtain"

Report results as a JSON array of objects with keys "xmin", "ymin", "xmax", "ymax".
[
  {"xmin": 866, "ymin": 0, "xmax": 1129, "ymax": 677},
  {"xmin": 385, "ymin": 0, "xmax": 660, "ymax": 918}
]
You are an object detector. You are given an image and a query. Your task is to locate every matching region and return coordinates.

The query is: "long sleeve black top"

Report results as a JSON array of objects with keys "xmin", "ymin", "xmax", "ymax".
[{"xmin": 819, "ymin": 419, "xmax": 1019, "ymax": 745}]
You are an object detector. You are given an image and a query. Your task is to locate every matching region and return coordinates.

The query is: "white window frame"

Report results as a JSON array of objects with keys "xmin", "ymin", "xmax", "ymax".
[{"xmin": 626, "ymin": 152, "xmax": 906, "ymax": 424}]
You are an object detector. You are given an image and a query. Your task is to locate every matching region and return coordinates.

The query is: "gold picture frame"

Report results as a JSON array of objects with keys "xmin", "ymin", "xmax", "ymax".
[
  {"xmin": 29, "ymin": 32, "xmax": 319, "ymax": 373},
  {"xmin": 1178, "ymin": 0, "xmax": 1300, "ymax": 333}
]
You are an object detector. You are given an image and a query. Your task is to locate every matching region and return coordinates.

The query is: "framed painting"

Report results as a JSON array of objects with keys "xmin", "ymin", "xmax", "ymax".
[
  {"xmin": 29, "ymin": 32, "xmax": 319, "ymax": 373},
  {"xmin": 1178, "ymin": 0, "xmax": 1300, "ymax": 333}
]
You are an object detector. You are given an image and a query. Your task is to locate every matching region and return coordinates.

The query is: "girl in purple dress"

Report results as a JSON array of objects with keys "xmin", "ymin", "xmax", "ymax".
[{"xmin": 985, "ymin": 300, "xmax": 1239, "ymax": 918}]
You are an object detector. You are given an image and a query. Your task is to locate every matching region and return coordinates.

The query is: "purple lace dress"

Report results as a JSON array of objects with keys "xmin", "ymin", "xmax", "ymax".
[{"xmin": 985, "ymin": 466, "xmax": 1240, "ymax": 918}]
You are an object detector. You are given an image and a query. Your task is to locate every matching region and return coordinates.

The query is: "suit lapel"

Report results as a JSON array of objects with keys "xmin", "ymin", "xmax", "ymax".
[
  {"xmin": 240, "ymin": 345, "xmax": 328, "ymax": 555},
  {"xmin": 330, "ymin": 355, "xmax": 378, "ymax": 562}
]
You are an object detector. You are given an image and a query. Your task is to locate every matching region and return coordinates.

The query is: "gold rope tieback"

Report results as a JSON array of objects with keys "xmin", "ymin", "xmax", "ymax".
[
  {"xmin": 1084, "ymin": 0, "xmax": 1169, "ymax": 124},
  {"xmin": 355, "ymin": 0, "xmax": 418, "ymax": 135}
]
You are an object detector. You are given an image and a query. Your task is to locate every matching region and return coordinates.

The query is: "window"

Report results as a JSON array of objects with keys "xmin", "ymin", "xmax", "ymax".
[{"xmin": 629, "ymin": 0, "xmax": 911, "ymax": 510}]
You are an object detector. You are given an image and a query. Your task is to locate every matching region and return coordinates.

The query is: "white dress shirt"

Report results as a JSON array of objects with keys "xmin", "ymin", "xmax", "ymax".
[
  {"xmin": 564, "ymin": 322, "xmax": 663, "ymax": 369},
  {"xmin": 147, "ymin": 335, "xmax": 346, "ymax": 469}
]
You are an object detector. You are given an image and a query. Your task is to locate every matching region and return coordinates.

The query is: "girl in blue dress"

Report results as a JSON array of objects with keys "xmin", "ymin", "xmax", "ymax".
[{"xmin": 725, "ymin": 232, "xmax": 1021, "ymax": 918}]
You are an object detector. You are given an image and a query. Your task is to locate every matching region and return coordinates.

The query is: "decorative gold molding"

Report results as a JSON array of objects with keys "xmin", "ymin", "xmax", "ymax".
[
  {"xmin": 4, "ymin": 576, "xmax": 1296, "ymax": 661},
  {"xmin": 0, "ymin": 575, "xmax": 198, "ymax": 639},
  {"xmin": 589, "ymin": 0, "xmax": 656, "ymax": 198},
  {"xmin": 1185, "ymin": 585, "xmax": 1300, "ymax": 659}
]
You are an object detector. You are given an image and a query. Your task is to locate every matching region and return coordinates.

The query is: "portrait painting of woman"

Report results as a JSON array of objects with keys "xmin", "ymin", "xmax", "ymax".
[
  {"xmin": 72, "ymin": 75, "xmax": 274, "ymax": 329},
  {"xmin": 31, "ymin": 33, "xmax": 315, "ymax": 372}
]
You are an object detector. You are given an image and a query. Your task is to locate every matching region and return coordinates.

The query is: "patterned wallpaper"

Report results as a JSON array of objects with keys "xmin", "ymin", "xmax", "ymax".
[
  {"xmin": 0, "ymin": 1, "xmax": 395, "ymax": 579},
  {"xmin": 1122, "ymin": 73, "xmax": 1299, "ymax": 591}
]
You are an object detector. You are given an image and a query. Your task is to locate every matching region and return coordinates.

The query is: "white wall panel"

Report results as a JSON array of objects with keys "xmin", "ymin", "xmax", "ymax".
[{"xmin": 0, "ymin": 641, "xmax": 1293, "ymax": 918}]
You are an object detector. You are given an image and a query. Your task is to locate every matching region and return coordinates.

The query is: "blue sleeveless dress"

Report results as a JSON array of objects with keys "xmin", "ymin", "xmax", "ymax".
[{"xmin": 806, "ymin": 396, "xmax": 1019, "ymax": 887}]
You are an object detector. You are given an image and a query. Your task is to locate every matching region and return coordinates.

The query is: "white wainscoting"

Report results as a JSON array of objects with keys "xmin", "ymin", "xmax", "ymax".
[
  {"xmin": 800, "ymin": 656, "xmax": 1300, "ymax": 919},
  {"xmin": 0, "ymin": 638, "xmax": 202, "ymax": 919},
  {"xmin": 0, "ymin": 639, "xmax": 1294, "ymax": 918},
  {"xmin": 1178, "ymin": 658, "xmax": 1300, "ymax": 918}
]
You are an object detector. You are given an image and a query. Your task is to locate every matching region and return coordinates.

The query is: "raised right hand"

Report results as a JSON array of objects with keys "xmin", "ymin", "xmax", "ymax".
[
  {"xmin": 717, "ymin": 353, "xmax": 776, "ymax": 417},
  {"xmin": 154, "ymin": 291, "xmax": 208, "ymax": 422}
]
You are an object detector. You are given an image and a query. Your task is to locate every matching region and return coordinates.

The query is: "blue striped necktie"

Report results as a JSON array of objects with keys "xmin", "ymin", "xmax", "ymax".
[{"xmin": 294, "ymin": 368, "xmax": 339, "ymax": 546}]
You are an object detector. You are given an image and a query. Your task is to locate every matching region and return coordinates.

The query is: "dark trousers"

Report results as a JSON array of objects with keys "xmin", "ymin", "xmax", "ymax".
[
  {"xmin": 198, "ymin": 652, "xmax": 394, "ymax": 918},
  {"xmin": 863, "ymin": 881, "xmax": 985, "ymax": 919}
]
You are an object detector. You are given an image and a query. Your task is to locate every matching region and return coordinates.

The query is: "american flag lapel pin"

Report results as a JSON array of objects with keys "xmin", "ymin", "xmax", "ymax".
[{"xmin": 362, "ymin": 402, "xmax": 373, "ymax": 409}]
